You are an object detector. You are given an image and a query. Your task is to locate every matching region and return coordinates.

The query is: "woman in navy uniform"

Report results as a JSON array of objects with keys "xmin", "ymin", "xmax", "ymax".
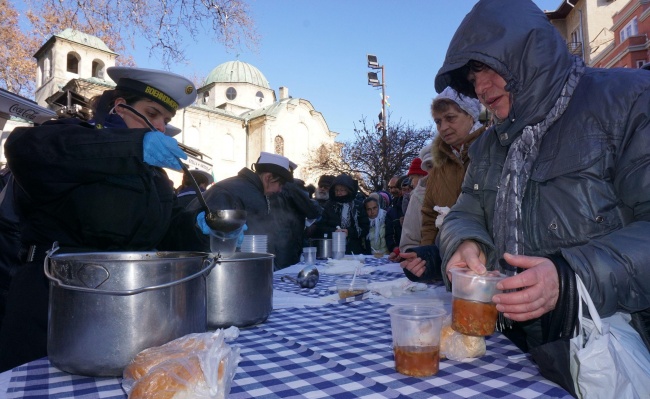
[{"xmin": 0, "ymin": 67, "xmax": 210, "ymax": 371}]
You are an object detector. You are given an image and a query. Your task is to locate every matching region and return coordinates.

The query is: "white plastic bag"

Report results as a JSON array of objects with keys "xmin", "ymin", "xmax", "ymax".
[
  {"xmin": 570, "ymin": 276, "xmax": 650, "ymax": 399},
  {"xmin": 122, "ymin": 327, "xmax": 241, "ymax": 399}
]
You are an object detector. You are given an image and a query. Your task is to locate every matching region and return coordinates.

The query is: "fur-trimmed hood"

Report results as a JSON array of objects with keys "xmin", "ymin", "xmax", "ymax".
[{"xmin": 431, "ymin": 125, "xmax": 486, "ymax": 168}]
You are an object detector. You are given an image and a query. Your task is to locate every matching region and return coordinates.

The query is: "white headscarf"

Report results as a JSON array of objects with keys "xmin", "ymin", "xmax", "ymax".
[{"xmin": 434, "ymin": 86, "xmax": 484, "ymax": 132}]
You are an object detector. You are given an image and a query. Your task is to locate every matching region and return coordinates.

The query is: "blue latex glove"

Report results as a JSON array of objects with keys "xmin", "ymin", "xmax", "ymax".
[
  {"xmin": 196, "ymin": 213, "xmax": 248, "ymax": 243},
  {"xmin": 143, "ymin": 131, "xmax": 187, "ymax": 170},
  {"xmin": 236, "ymin": 224, "xmax": 248, "ymax": 248},
  {"xmin": 196, "ymin": 211, "xmax": 211, "ymax": 235}
]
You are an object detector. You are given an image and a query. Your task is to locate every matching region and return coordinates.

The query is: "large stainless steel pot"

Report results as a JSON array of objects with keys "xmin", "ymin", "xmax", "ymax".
[
  {"xmin": 207, "ymin": 252, "xmax": 274, "ymax": 329},
  {"xmin": 44, "ymin": 249, "xmax": 215, "ymax": 377}
]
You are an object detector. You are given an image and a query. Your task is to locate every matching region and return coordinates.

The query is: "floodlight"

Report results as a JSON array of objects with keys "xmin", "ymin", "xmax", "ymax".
[
  {"xmin": 367, "ymin": 54, "xmax": 380, "ymax": 69},
  {"xmin": 368, "ymin": 72, "xmax": 380, "ymax": 87}
]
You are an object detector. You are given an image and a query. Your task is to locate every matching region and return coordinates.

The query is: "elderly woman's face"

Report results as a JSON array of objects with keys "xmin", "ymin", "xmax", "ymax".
[
  {"xmin": 467, "ymin": 67, "xmax": 510, "ymax": 120},
  {"xmin": 365, "ymin": 201, "xmax": 379, "ymax": 219},
  {"xmin": 334, "ymin": 185, "xmax": 349, "ymax": 197},
  {"xmin": 433, "ymin": 104, "xmax": 475, "ymax": 148}
]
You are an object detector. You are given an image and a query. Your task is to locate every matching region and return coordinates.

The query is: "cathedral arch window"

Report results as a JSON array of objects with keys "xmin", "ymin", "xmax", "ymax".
[
  {"xmin": 67, "ymin": 52, "xmax": 80, "ymax": 74},
  {"xmin": 203, "ymin": 91, "xmax": 210, "ymax": 104},
  {"xmin": 256, "ymin": 91, "xmax": 264, "ymax": 103},
  {"xmin": 274, "ymin": 135, "xmax": 284, "ymax": 156}
]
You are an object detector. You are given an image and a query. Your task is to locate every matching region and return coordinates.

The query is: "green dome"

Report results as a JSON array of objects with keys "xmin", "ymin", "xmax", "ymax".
[{"xmin": 204, "ymin": 60, "xmax": 270, "ymax": 89}]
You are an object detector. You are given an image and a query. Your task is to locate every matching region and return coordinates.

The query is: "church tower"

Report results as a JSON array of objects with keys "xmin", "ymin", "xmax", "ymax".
[{"xmin": 33, "ymin": 29, "xmax": 118, "ymax": 109}]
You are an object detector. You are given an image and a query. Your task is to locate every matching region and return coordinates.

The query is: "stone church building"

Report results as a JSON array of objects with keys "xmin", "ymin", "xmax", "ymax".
[{"xmin": 28, "ymin": 29, "xmax": 338, "ymax": 186}]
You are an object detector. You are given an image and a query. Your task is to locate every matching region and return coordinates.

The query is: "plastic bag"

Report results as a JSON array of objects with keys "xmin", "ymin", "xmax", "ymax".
[
  {"xmin": 570, "ymin": 276, "xmax": 650, "ymax": 399},
  {"xmin": 440, "ymin": 315, "xmax": 485, "ymax": 361},
  {"xmin": 122, "ymin": 327, "xmax": 241, "ymax": 399}
]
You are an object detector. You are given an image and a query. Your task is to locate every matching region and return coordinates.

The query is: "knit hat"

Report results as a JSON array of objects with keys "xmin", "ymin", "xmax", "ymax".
[
  {"xmin": 407, "ymin": 157, "xmax": 428, "ymax": 176},
  {"xmin": 434, "ymin": 86, "xmax": 481, "ymax": 122},
  {"xmin": 418, "ymin": 143, "xmax": 433, "ymax": 172},
  {"xmin": 317, "ymin": 174, "xmax": 335, "ymax": 188}
]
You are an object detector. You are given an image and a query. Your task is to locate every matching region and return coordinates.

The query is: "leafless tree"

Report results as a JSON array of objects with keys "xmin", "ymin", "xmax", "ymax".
[
  {"xmin": 304, "ymin": 115, "xmax": 433, "ymax": 194},
  {"xmin": 0, "ymin": 0, "xmax": 41, "ymax": 95},
  {"xmin": 1, "ymin": 0, "xmax": 258, "ymax": 97}
]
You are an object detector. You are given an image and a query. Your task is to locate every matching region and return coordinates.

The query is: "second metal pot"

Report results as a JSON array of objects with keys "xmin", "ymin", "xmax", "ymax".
[
  {"xmin": 207, "ymin": 252, "xmax": 274, "ymax": 329},
  {"xmin": 310, "ymin": 238, "xmax": 332, "ymax": 260}
]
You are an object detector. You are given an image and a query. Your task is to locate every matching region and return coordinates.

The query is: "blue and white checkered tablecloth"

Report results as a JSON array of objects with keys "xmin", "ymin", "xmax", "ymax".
[
  {"xmin": 4, "ymin": 255, "xmax": 572, "ymax": 398},
  {"xmin": 6, "ymin": 300, "xmax": 572, "ymax": 398}
]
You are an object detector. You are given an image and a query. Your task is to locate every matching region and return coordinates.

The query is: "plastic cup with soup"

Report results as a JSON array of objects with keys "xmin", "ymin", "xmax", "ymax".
[
  {"xmin": 450, "ymin": 268, "xmax": 505, "ymax": 336},
  {"xmin": 387, "ymin": 305, "xmax": 446, "ymax": 377}
]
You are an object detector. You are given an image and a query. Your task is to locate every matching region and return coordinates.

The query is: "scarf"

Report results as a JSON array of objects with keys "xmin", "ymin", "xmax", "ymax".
[
  {"xmin": 368, "ymin": 208, "xmax": 387, "ymax": 244},
  {"xmin": 493, "ymin": 57, "xmax": 585, "ymax": 270},
  {"xmin": 336, "ymin": 201, "xmax": 363, "ymax": 237}
]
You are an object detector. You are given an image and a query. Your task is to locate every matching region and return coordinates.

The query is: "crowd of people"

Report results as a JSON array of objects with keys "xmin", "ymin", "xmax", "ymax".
[{"xmin": 0, "ymin": 0, "xmax": 648, "ymax": 392}]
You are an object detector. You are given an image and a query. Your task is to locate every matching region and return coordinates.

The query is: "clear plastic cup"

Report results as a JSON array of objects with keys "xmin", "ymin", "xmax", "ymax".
[
  {"xmin": 336, "ymin": 278, "xmax": 368, "ymax": 299},
  {"xmin": 387, "ymin": 305, "xmax": 446, "ymax": 377},
  {"xmin": 372, "ymin": 249, "xmax": 385, "ymax": 258},
  {"xmin": 451, "ymin": 269, "xmax": 506, "ymax": 336},
  {"xmin": 303, "ymin": 247, "xmax": 317, "ymax": 265},
  {"xmin": 332, "ymin": 232, "xmax": 346, "ymax": 259},
  {"xmin": 210, "ymin": 225, "xmax": 245, "ymax": 258},
  {"xmin": 240, "ymin": 235, "xmax": 268, "ymax": 253}
]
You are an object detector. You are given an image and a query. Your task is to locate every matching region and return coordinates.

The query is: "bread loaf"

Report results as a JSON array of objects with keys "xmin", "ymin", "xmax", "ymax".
[
  {"xmin": 440, "ymin": 324, "xmax": 486, "ymax": 361},
  {"xmin": 122, "ymin": 329, "xmax": 240, "ymax": 399}
]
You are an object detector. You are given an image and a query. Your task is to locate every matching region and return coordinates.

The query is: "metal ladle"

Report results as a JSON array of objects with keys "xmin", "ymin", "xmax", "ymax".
[
  {"xmin": 178, "ymin": 162, "xmax": 246, "ymax": 232},
  {"xmin": 281, "ymin": 265, "xmax": 320, "ymax": 289},
  {"xmin": 119, "ymin": 103, "xmax": 246, "ymax": 233}
]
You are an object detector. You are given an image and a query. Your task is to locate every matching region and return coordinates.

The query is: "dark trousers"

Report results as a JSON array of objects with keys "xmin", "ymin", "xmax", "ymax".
[{"xmin": 0, "ymin": 260, "xmax": 49, "ymax": 372}]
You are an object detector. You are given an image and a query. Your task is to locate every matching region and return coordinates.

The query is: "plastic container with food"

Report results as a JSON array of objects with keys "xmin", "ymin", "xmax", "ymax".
[
  {"xmin": 387, "ymin": 305, "xmax": 446, "ymax": 377},
  {"xmin": 336, "ymin": 278, "xmax": 368, "ymax": 299},
  {"xmin": 450, "ymin": 268, "xmax": 505, "ymax": 336}
]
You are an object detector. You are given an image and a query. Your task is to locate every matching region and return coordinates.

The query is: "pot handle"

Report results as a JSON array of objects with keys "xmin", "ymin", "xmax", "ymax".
[{"xmin": 44, "ymin": 249, "xmax": 217, "ymax": 296}]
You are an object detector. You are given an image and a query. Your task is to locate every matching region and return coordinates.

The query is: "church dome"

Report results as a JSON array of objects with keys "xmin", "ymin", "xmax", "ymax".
[{"xmin": 204, "ymin": 60, "xmax": 270, "ymax": 89}]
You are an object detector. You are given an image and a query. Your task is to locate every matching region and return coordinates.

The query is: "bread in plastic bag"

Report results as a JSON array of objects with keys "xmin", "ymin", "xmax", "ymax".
[
  {"xmin": 122, "ymin": 326, "xmax": 241, "ymax": 399},
  {"xmin": 440, "ymin": 315, "xmax": 485, "ymax": 361}
]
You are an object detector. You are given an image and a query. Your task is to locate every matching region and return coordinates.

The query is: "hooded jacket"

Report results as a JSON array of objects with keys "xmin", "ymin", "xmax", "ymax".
[
  {"xmin": 435, "ymin": 0, "xmax": 650, "ymax": 349},
  {"xmin": 312, "ymin": 174, "xmax": 370, "ymax": 254}
]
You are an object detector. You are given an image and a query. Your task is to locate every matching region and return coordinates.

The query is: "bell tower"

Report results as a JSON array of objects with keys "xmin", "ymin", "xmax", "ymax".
[{"xmin": 33, "ymin": 29, "xmax": 118, "ymax": 108}]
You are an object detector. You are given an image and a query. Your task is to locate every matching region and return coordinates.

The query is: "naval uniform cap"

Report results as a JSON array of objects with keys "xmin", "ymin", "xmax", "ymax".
[
  {"xmin": 107, "ymin": 66, "xmax": 197, "ymax": 113},
  {"xmin": 253, "ymin": 151, "xmax": 296, "ymax": 183},
  {"xmin": 164, "ymin": 124, "xmax": 182, "ymax": 137}
]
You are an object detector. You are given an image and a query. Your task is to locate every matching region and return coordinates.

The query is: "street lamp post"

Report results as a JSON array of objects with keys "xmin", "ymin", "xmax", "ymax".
[{"xmin": 367, "ymin": 54, "xmax": 388, "ymax": 190}]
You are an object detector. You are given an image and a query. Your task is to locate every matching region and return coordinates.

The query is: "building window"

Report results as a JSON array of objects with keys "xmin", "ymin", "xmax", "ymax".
[
  {"xmin": 91, "ymin": 60, "xmax": 104, "ymax": 78},
  {"xmin": 620, "ymin": 17, "xmax": 638, "ymax": 43},
  {"xmin": 226, "ymin": 87, "xmax": 237, "ymax": 100},
  {"xmin": 274, "ymin": 135, "xmax": 284, "ymax": 156},
  {"xmin": 256, "ymin": 91, "xmax": 264, "ymax": 103},
  {"xmin": 67, "ymin": 52, "xmax": 80, "ymax": 74},
  {"xmin": 203, "ymin": 91, "xmax": 210, "ymax": 104},
  {"xmin": 44, "ymin": 58, "xmax": 51, "ymax": 79},
  {"xmin": 637, "ymin": 60, "xmax": 647, "ymax": 69}
]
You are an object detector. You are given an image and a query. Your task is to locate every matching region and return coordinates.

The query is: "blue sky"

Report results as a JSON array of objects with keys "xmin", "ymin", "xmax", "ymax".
[{"xmin": 133, "ymin": 0, "xmax": 563, "ymax": 143}]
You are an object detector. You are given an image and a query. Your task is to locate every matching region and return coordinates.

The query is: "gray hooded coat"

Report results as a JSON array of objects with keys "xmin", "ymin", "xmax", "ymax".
[{"xmin": 435, "ymin": 0, "xmax": 650, "ymax": 349}]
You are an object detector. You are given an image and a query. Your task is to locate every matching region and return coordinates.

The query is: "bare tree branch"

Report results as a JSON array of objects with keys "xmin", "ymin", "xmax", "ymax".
[
  {"xmin": 305, "ymin": 114, "xmax": 433, "ymax": 194},
  {"xmin": 2, "ymin": 0, "xmax": 258, "ymax": 96}
]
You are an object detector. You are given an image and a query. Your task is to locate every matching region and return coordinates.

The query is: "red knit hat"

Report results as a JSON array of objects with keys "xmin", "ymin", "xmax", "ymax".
[{"xmin": 407, "ymin": 157, "xmax": 428, "ymax": 176}]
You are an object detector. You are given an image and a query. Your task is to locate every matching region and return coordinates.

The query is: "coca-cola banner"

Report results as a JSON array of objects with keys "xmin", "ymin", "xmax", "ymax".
[{"xmin": 0, "ymin": 89, "xmax": 56, "ymax": 125}]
